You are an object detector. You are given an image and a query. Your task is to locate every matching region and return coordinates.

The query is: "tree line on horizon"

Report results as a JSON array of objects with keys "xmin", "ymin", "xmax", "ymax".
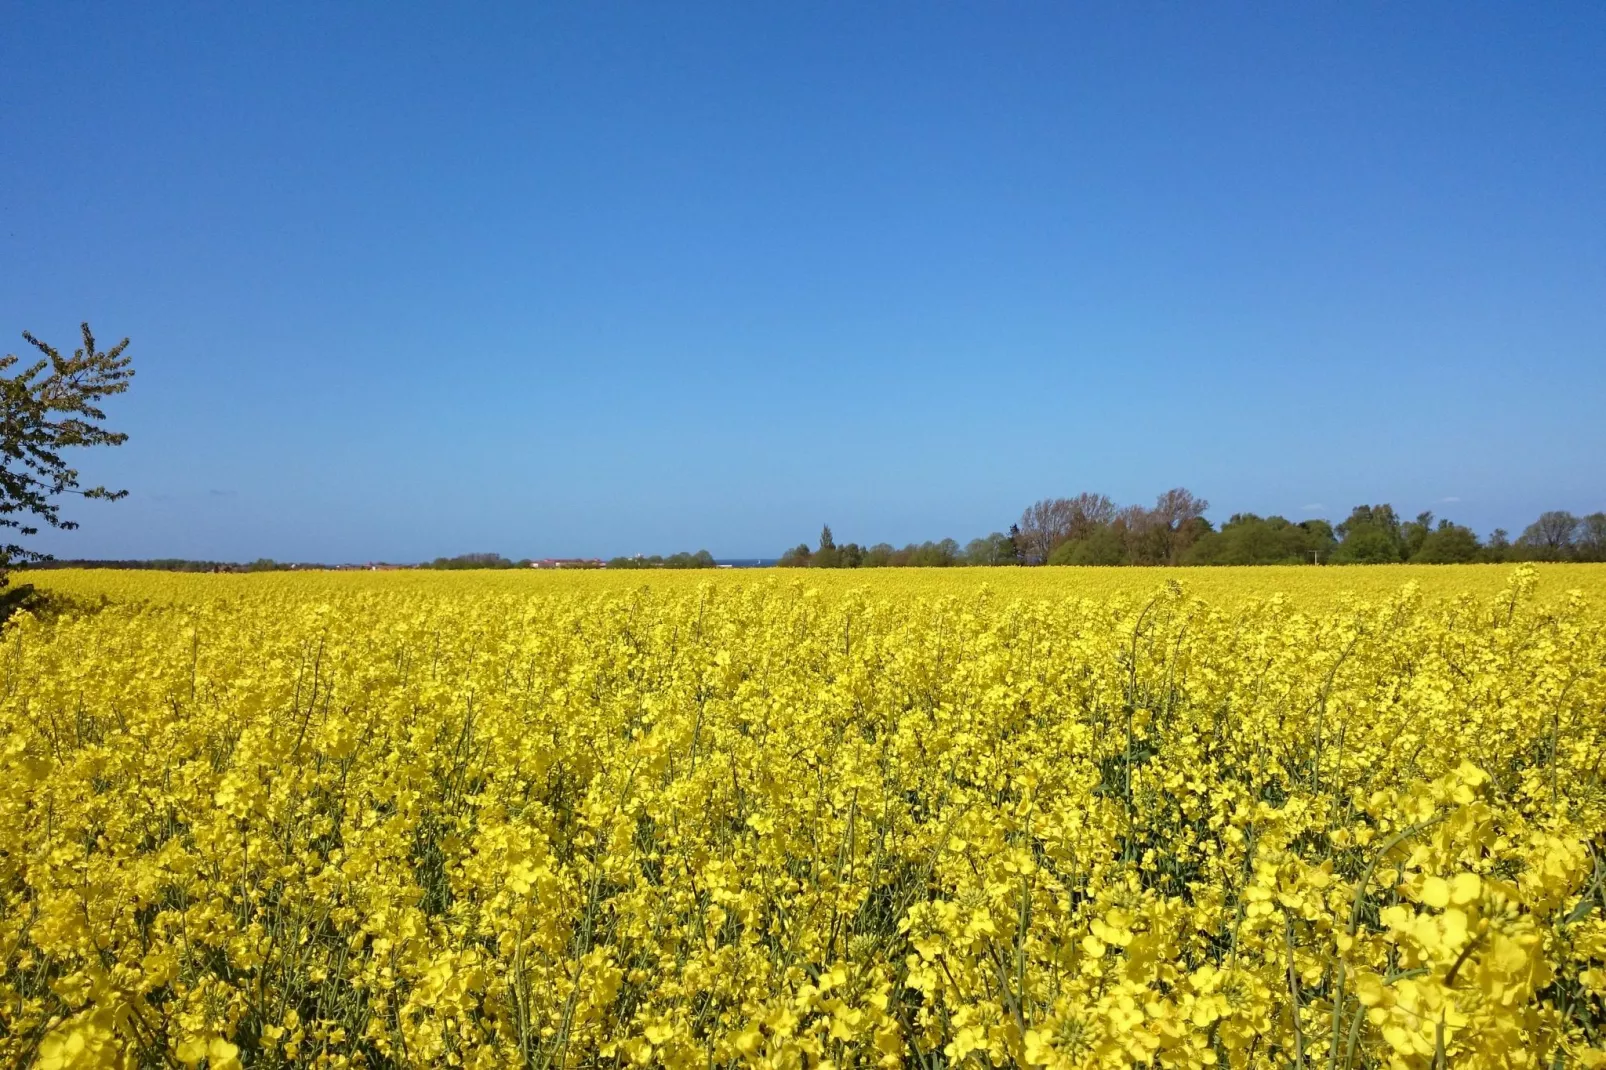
[
  {"xmin": 419, "ymin": 551, "xmax": 721, "ymax": 570},
  {"xmin": 778, "ymin": 490, "xmax": 1606, "ymax": 568},
  {"xmin": 19, "ymin": 550, "xmax": 726, "ymax": 573},
  {"xmin": 18, "ymin": 498, "xmax": 1605, "ymax": 575}
]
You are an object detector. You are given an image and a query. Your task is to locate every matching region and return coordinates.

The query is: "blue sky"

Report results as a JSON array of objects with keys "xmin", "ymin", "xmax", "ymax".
[{"xmin": 4, "ymin": 3, "xmax": 1603, "ymax": 561}]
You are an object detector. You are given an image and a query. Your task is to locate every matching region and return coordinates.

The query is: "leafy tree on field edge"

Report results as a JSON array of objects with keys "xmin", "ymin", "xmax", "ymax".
[{"xmin": 1, "ymin": 323, "xmax": 134, "ymax": 585}]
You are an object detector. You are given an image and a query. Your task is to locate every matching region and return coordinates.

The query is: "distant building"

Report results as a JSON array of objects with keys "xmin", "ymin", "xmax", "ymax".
[{"xmin": 531, "ymin": 558, "xmax": 604, "ymax": 569}]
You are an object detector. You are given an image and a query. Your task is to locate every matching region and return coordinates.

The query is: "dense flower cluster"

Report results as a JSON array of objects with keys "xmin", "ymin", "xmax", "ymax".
[{"xmin": 3, "ymin": 565, "xmax": 1604, "ymax": 1068}]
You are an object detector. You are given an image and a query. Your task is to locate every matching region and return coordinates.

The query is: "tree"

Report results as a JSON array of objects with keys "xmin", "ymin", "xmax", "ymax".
[
  {"xmin": 1576, "ymin": 513, "xmax": 1606, "ymax": 563},
  {"xmin": 1332, "ymin": 526, "xmax": 1402, "ymax": 565},
  {"xmin": 609, "ymin": 549, "xmax": 723, "ymax": 569},
  {"xmin": 429, "ymin": 552, "xmax": 517, "ymax": 569},
  {"xmin": 1016, "ymin": 498, "xmax": 1068, "ymax": 565},
  {"xmin": 1110, "ymin": 504, "xmax": 1157, "ymax": 564},
  {"xmin": 1484, "ymin": 528, "xmax": 1512, "ymax": 563},
  {"xmin": 1064, "ymin": 492, "xmax": 1117, "ymax": 540},
  {"xmin": 813, "ymin": 525, "xmax": 840, "ymax": 568},
  {"xmin": 777, "ymin": 543, "xmax": 812, "ymax": 567},
  {"xmin": 1517, "ymin": 511, "xmax": 1579, "ymax": 559},
  {"xmin": 1184, "ymin": 513, "xmax": 1334, "ymax": 565},
  {"xmin": 1332, "ymin": 505, "xmax": 1406, "ymax": 564},
  {"xmin": 1048, "ymin": 525, "xmax": 1126, "ymax": 566},
  {"xmin": 1301, "ymin": 520, "xmax": 1337, "ymax": 562},
  {"xmin": 2, "ymin": 323, "xmax": 135, "ymax": 582},
  {"xmin": 1004, "ymin": 524, "xmax": 1024, "ymax": 564},
  {"xmin": 1017, "ymin": 493, "xmax": 1115, "ymax": 565},
  {"xmin": 1401, "ymin": 511, "xmax": 1435, "ymax": 560},
  {"xmin": 1147, "ymin": 487, "xmax": 1210, "ymax": 563},
  {"xmin": 1152, "ymin": 487, "xmax": 1208, "ymax": 529},
  {"xmin": 1336, "ymin": 505, "xmax": 1403, "ymax": 542},
  {"xmin": 861, "ymin": 543, "xmax": 894, "ymax": 568},
  {"xmin": 1412, "ymin": 521, "xmax": 1481, "ymax": 564},
  {"xmin": 965, "ymin": 532, "xmax": 1018, "ymax": 566}
]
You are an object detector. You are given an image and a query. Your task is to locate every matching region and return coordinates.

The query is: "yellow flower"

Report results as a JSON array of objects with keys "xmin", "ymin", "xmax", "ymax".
[{"xmin": 2, "ymin": 563, "xmax": 1602, "ymax": 1067}]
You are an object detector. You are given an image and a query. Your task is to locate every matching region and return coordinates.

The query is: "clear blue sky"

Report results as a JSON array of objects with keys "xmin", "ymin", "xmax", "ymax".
[{"xmin": 5, "ymin": 3, "xmax": 1603, "ymax": 561}]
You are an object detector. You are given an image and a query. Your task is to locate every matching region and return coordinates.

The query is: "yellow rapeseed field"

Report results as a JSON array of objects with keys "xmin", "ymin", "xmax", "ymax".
[{"xmin": 3, "ymin": 565, "xmax": 1605, "ymax": 1068}]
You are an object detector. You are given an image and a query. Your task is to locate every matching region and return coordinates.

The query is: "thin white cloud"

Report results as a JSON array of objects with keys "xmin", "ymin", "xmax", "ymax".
[
  {"xmin": 1438, "ymin": 496, "xmax": 1461, "ymax": 504},
  {"xmin": 1301, "ymin": 503, "xmax": 1325, "ymax": 512}
]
